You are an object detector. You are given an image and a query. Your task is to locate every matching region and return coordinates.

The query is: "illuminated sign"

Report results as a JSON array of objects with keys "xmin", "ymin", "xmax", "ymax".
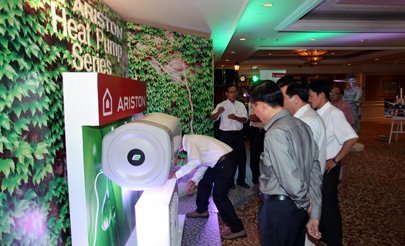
[{"xmin": 97, "ymin": 74, "xmax": 146, "ymax": 125}]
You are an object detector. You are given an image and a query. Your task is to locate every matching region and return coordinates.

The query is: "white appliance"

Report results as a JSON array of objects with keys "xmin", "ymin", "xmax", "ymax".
[
  {"xmin": 135, "ymin": 178, "xmax": 184, "ymax": 246},
  {"xmin": 102, "ymin": 113, "xmax": 182, "ymax": 190}
]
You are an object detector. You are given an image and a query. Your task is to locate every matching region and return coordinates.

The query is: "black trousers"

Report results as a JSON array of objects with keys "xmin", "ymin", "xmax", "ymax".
[
  {"xmin": 259, "ymin": 199, "xmax": 308, "ymax": 246},
  {"xmin": 195, "ymin": 152, "xmax": 245, "ymax": 233},
  {"xmin": 218, "ymin": 130, "xmax": 247, "ymax": 184},
  {"xmin": 319, "ymin": 163, "xmax": 342, "ymax": 246},
  {"xmin": 249, "ymin": 126, "xmax": 265, "ymax": 184}
]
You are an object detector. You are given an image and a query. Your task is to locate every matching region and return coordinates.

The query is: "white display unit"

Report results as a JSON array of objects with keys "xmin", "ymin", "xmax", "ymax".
[{"xmin": 134, "ymin": 179, "xmax": 185, "ymax": 246}]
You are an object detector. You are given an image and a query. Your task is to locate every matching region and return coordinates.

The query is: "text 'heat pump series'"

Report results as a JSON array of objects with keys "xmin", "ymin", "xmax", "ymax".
[{"xmin": 102, "ymin": 113, "xmax": 182, "ymax": 190}]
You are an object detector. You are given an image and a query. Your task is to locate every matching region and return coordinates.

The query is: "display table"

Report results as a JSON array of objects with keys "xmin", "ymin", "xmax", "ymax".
[{"xmin": 387, "ymin": 116, "xmax": 405, "ymax": 144}]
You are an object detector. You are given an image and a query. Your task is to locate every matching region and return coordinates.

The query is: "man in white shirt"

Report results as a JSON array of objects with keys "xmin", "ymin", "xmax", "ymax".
[
  {"xmin": 171, "ymin": 134, "xmax": 246, "ymax": 240},
  {"xmin": 308, "ymin": 80, "xmax": 358, "ymax": 246},
  {"xmin": 280, "ymin": 81, "xmax": 327, "ymax": 173},
  {"xmin": 280, "ymin": 80, "xmax": 327, "ymax": 246},
  {"xmin": 211, "ymin": 85, "xmax": 249, "ymax": 188}
]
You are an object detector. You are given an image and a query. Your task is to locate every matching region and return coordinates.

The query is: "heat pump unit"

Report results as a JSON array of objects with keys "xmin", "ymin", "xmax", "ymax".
[{"xmin": 102, "ymin": 113, "xmax": 182, "ymax": 190}]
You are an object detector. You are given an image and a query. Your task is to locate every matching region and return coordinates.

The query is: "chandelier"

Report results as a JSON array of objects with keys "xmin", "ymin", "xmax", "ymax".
[{"xmin": 295, "ymin": 50, "xmax": 328, "ymax": 65}]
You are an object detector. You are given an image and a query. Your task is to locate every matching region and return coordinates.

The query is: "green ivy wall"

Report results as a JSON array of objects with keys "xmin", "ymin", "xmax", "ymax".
[
  {"xmin": 0, "ymin": 1, "xmax": 126, "ymax": 244},
  {"xmin": 127, "ymin": 24, "xmax": 214, "ymax": 135}
]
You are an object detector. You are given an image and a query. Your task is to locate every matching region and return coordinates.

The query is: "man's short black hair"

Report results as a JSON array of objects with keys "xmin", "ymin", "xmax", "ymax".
[
  {"xmin": 226, "ymin": 84, "xmax": 237, "ymax": 91},
  {"xmin": 276, "ymin": 75, "xmax": 295, "ymax": 88},
  {"xmin": 308, "ymin": 79, "xmax": 333, "ymax": 101},
  {"xmin": 286, "ymin": 81, "xmax": 309, "ymax": 102},
  {"xmin": 250, "ymin": 80, "xmax": 284, "ymax": 107}
]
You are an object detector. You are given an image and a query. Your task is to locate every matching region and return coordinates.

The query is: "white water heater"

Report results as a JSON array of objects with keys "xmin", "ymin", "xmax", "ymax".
[{"xmin": 102, "ymin": 113, "xmax": 182, "ymax": 190}]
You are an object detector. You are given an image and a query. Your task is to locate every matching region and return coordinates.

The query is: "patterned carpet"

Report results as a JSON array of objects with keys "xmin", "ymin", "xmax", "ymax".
[{"xmin": 221, "ymin": 120, "xmax": 405, "ymax": 246}]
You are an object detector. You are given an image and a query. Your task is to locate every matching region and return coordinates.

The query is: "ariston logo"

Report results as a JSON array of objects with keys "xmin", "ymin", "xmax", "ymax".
[{"xmin": 103, "ymin": 88, "xmax": 113, "ymax": 116}]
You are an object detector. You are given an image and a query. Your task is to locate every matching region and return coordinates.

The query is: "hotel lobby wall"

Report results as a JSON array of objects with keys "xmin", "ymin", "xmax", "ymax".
[{"xmin": 238, "ymin": 65, "xmax": 405, "ymax": 120}]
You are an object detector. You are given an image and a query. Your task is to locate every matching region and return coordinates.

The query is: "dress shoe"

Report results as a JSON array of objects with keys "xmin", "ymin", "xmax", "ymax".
[
  {"xmin": 221, "ymin": 230, "xmax": 247, "ymax": 240},
  {"xmin": 237, "ymin": 182, "xmax": 250, "ymax": 189},
  {"xmin": 186, "ymin": 210, "xmax": 209, "ymax": 218}
]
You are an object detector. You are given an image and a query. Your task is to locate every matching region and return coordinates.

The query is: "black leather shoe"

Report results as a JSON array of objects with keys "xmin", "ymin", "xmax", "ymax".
[{"xmin": 237, "ymin": 182, "xmax": 250, "ymax": 189}]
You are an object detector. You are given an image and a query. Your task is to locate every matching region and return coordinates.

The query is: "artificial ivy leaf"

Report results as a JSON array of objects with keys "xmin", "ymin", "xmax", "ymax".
[
  {"xmin": 6, "ymin": 25, "xmax": 19, "ymax": 40},
  {"xmin": 12, "ymin": 103, "xmax": 22, "ymax": 118},
  {"xmin": 0, "ymin": 1, "xmax": 9, "ymax": 11},
  {"xmin": 34, "ymin": 142, "xmax": 49, "ymax": 160},
  {"xmin": 31, "ymin": 43, "xmax": 41, "ymax": 57},
  {"xmin": 0, "ymin": 216, "xmax": 13, "ymax": 236},
  {"xmin": 0, "ymin": 99, "xmax": 6, "ymax": 112},
  {"xmin": 17, "ymin": 58, "xmax": 30, "ymax": 70},
  {"xmin": 1, "ymin": 176, "xmax": 18, "ymax": 194},
  {"xmin": 23, "ymin": 189, "xmax": 37, "ymax": 201},
  {"xmin": 14, "ymin": 141, "xmax": 33, "ymax": 164},
  {"xmin": 0, "ymin": 158, "xmax": 15, "ymax": 178},
  {"xmin": 0, "ymin": 35, "xmax": 7, "ymax": 49},
  {"xmin": 0, "ymin": 114, "xmax": 11, "ymax": 130},
  {"xmin": 1, "ymin": 64, "xmax": 18, "ymax": 80},
  {"xmin": 13, "ymin": 117, "xmax": 30, "ymax": 134},
  {"xmin": 13, "ymin": 199, "xmax": 32, "ymax": 217}
]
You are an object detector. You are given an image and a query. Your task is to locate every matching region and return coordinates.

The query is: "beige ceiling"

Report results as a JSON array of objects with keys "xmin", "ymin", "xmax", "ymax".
[{"xmin": 103, "ymin": 0, "xmax": 405, "ymax": 72}]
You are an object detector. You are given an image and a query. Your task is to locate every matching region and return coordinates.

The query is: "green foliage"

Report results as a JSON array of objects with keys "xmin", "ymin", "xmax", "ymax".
[
  {"xmin": 127, "ymin": 24, "xmax": 214, "ymax": 135},
  {"xmin": 0, "ymin": 0, "xmax": 125, "ymax": 244}
]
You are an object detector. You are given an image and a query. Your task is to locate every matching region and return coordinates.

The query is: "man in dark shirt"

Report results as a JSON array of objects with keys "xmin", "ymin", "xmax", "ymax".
[{"xmin": 250, "ymin": 80, "xmax": 323, "ymax": 245}]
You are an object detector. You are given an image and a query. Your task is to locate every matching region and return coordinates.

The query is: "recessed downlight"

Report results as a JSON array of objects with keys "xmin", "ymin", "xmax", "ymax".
[
  {"xmin": 240, "ymin": 38, "xmax": 246, "ymax": 41},
  {"xmin": 263, "ymin": 3, "xmax": 273, "ymax": 7}
]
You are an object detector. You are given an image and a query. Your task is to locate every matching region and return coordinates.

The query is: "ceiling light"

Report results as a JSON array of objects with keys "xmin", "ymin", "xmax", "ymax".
[
  {"xmin": 263, "ymin": 3, "xmax": 273, "ymax": 7},
  {"xmin": 239, "ymin": 38, "xmax": 246, "ymax": 41},
  {"xmin": 374, "ymin": 58, "xmax": 379, "ymax": 61},
  {"xmin": 234, "ymin": 62, "xmax": 240, "ymax": 71},
  {"xmin": 225, "ymin": 59, "xmax": 229, "ymax": 62},
  {"xmin": 309, "ymin": 38, "xmax": 316, "ymax": 41},
  {"xmin": 231, "ymin": 51, "xmax": 236, "ymax": 54},
  {"xmin": 295, "ymin": 49, "xmax": 328, "ymax": 66}
]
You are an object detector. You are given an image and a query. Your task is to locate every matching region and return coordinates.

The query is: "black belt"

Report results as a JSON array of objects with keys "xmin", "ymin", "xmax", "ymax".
[
  {"xmin": 261, "ymin": 194, "xmax": 291, "ymax": 201},
  {"xmin": 251, "ymin": 126, "xmax": 265, "ymax": 132},
  {"xmin": 218, "ymin": 151, "xmax": 233, "ymax": 163}
]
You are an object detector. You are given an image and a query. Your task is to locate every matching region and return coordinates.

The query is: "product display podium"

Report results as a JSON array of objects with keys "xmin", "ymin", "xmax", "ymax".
[
  {"xmin": 63, "ymin": 73, "xmax": 184, "ymax": 246},
  {"xmin": 125, "ymin": 179, "xmax": 185, "ymax": 246}
]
